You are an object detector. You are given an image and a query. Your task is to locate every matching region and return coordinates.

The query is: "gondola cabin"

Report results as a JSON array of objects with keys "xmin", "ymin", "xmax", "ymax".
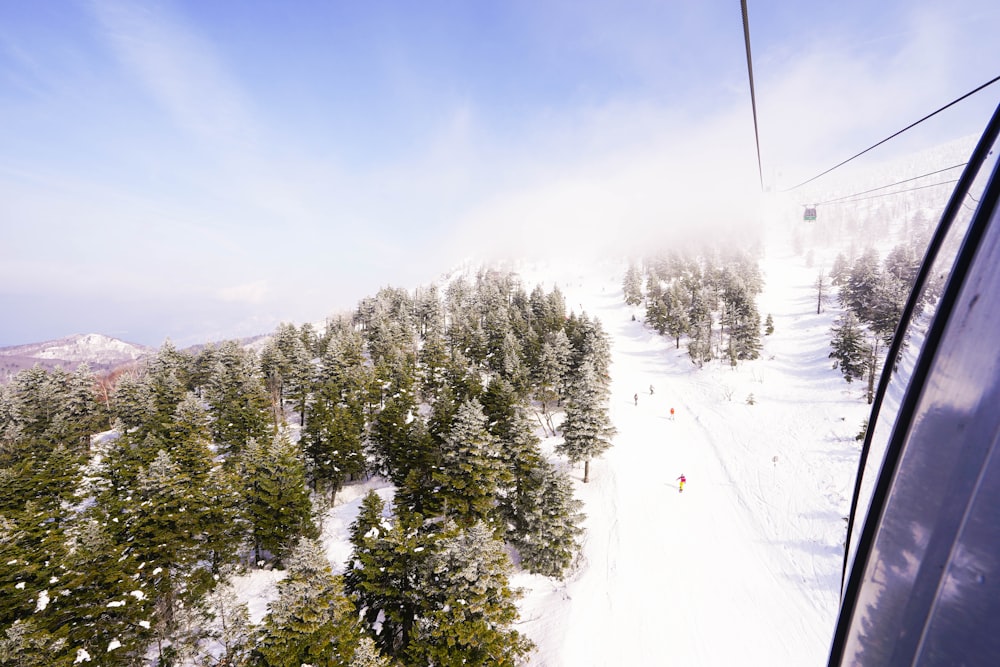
[{"xmin": 803, "ymin": 206, "xmax": 817, "ymax": 221}]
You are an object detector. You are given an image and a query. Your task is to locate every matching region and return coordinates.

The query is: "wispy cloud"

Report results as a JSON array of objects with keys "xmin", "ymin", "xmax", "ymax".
[{"xmin": 88, "ymin": 0, "xmax": 257, "ymax": 147}]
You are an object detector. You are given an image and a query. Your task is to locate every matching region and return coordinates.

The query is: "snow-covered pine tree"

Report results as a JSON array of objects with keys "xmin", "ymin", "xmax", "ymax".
[
  {"xmin": 254, "ymin": 537, "xmax": 363, "ymax": 667},
  {"xmin": 566, "ymin": 314, "xmax": 612, "ymax": 384},
  {"xmin": 198, "ymin": 464, "xmax": 246, "ymax": 573},
  {"xmin": 302, "ymin": 361, "xmax": 366, "ymax": 503},
  {"xmin": 496, "ymin": 331, "xmax": 529, "ymax": 398},
  {"xmin": 433, "ymin": 398, "xmax": 511, "ymax": 529},
  {"xmin": 195, "ymin": 569, "xmax": 253, "ymax": 666},
  {"xmin": 205, "ymin": 341, "xmax": 274, "ymax": 457},
  {"xmin": 344, "ymin": 491, "xmax": 388, "ymax": 628},
  {"xmin": 830, "ymin": 311, "xmax": 867, "ymax": 383},
  {"xmin": 241, "ymin": 435, "xmax": 316, "ymax": 565},
  {"xmin": 52, "ymin": 517, "xmax": 155, "ymax": 665},
  {"xmin": 349, "ymin": 636, "xmax": 392, "ymax": 667},
  {"xmin": 127, "ymin": 449, "xmax": 209, "ymax": 646},
  {"xmin": 344, "ymin": 506, "xmax": 432, "ymax": 658},
  {"xmin": 259, "ymin": 322, "xmax": 313, "ymax": 427},
  {"xmin": 661, "ymin": 282, "xmax": 690, "ymax": 348},
  {"xmin": 405, "ymin": 521, "xmax": 533, "ymax": 666},
  {"xmin": 144, "ymin": 342, "xmax": 191, "ymax": 435},
  {"xmin": 110, "ymin": 370, "xmax": 155, "ymax": 433},
  {"xmin": 623, "ymin": 263, "xmax": 644, "ymax": 306},
  {"xmin": 507, "ymin": 459, "xmax": 584, "ymax": 578},
  {"xmin": 531, "ymin": 338, "xmax": 566, "ymax": 437},
  {"xmin": 686, "ymin": 286, "xmax": 714, "ymax": 366},
  {"xmin": 556, "ymin": 360, "xmax": 616, "ymax": 483},
  {"xmin": 841, "ymin": 247, "xmax": 882, "ymax": 323}
]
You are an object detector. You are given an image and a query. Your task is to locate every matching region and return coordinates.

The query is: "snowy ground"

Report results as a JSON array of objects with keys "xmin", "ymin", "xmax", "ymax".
[
  {"xmin": 238, "ymin": 227, "xmax": 870, "ymax": 665},
  {"xmin": 510, "ymin": 241, "xmax": 868, "ymax": 665}
]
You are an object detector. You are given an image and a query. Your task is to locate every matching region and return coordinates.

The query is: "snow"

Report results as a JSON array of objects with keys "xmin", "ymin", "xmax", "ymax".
[
  {"xmin": 233, "ymin": 222, "xmax": 872, "ymax": 664},
  {"xmin": 501, "ymin": 231, "xmax": 863, "ymax": 664},
  {"xmin": 107, "ymin": 638, "xmax": 121, "ymax": 652},
  {"xmin": 74, "ymin": 648, "xmax": 91, "ymax": 664},
  {"xmin": 35, "ymin": 590, "xmax": 49, "ymax": 612},
  {"xmin": 229, "ymin": 568, "xmax": 287, "ymax": 625}
]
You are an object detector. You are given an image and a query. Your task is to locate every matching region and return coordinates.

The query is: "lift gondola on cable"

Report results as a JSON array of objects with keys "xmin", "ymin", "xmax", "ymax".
[
  {"xmin": 828, "ymin": 99, "xmax": 1000, "ymax": 666},
  {"xmin": 803, "ymin": 205, "xmax": 817, "ymax": 221}
]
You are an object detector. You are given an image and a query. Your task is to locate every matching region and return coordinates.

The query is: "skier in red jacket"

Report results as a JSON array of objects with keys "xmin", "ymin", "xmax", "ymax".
[{"xmin": 677, "ymin": 474, "xmax": 686, "ymax": 493}]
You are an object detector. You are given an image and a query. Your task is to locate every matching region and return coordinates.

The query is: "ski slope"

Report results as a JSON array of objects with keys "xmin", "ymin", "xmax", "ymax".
[
  {"xmin": 513, "ymin": 239, "xmax": 867, "ymax": 665},
  {"xmin": 236, "ymin": 233, "xmax": 871, "ymax": 665}
]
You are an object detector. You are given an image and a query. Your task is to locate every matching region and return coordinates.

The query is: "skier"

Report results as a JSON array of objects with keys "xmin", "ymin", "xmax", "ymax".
[
  {"xmin": 634, "ymin": 393, "xmax": 638, "ymax": 406},
  {"xmin": 676, "ymin": 473, "xmax": 686, "ymax": 493},
  {"xmin": 669, "ymin": 407, "xmax": 675, "ymax": 420},
  {"xmin": 649, "ymin": 384, "xmax": 655, "ymax": 395}
]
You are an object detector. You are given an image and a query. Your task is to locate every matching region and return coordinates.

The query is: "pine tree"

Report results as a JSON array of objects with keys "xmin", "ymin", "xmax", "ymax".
[
  {"xmin": 110, "ymin": 371, "xmax": 155, "ymax": 433},
  {"xmin": 532, "ymin": 339, "xmax": 565, "ymax": 437},
  {"xmin": 830, "ymin": 312, "xmax": 867, "ymax": 383},
  {"xmin": 254, "ymin": 538, "xmax": 361, "ymax": 667},
  {"xmin": 198, "ymin": 465, "xmax": 246, "ymax": 573},
  {"xmin": 687, "ymin": 286, "xmax": 714, "ymax": 366},
  {"xmin": 623, "ymin": 263, "xmax": 644, "ymax": 306},
  {"xmin": 302, "ymin": 375, "xmax": 366, "ymax": 503},
  {"xmin": 241, "ymin": 435, "xmax": 316, "ymax": 565},
  {"xmin": 567, "ymin": 315, "xmax": 611, "ymax": 382},
  {"xmin": 434, "ymin": 399, "xmax": 511, "ymax": 529},
  {"xmin": 662, "ymin": 282, "xmax": 690, "ymax": 348},
  {"xmin": 507, "ymin": 460, "xmax": 584, "ymax": 578},
  {"xmin": 125, "ymin": 449, "xmax": 209, "ymax": 647},
  {"xmin": 206, "ymin": 342, "xmax": 274, "ymax": 458},
  {"xmin": 349, "ymin": 636, "xmax": 392, "ymax": 667},
  {"xmin": 830, "ymin": 252, "xmax": 849, "ymax": 286},
  {"xmin": 556, "ymin": 361, "xmax": 616, "ymax": 483},
  {"xmin": 345, "ymin": 507, "xmax": 432, "ymax": 658},
  {"xmin": 841, "ymin": 248, "xmax": 882, "ymax": 323},
  {"xmin": 52, "ymin": 517, "xmax": 155, "ymax": 666},
  {"xmin": 405, "ymin": 522, "xmax": 533, "ymax": 666},
  {"xmin": 869, "ymin": 272, "xmax": 909, "ymax": 344},
  {"xmin": 259, "ymin": 323, "xmax": 313, "ymax": 427}
]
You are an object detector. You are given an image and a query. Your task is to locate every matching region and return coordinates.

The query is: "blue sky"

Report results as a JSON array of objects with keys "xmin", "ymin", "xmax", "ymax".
[{"xmin": 2, "ymin": 0, "xmax": 999, "ymax": 347}]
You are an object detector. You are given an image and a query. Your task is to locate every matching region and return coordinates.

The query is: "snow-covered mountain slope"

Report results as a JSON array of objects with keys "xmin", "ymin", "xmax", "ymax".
[
  {"xmin": 273, "ymin": 229, "xmax": 867, "ymax": 665},
  {"xmin": 509, "ymin": 239, "xmax": 864, "ymax": 664},
  {"xmin": 0, "ymin": 333, "xmax": 150, "ymax": 381}
]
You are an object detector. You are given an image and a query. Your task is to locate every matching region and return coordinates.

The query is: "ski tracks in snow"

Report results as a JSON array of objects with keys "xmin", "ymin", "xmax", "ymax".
[{"xmin": 539, "ymin": 264, "xmax": 846, "ymax": 666}]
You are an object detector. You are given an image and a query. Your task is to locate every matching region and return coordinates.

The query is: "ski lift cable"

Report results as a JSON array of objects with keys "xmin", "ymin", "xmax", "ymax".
[
  {"xmin": 819, "ymin": 179, "xmax": 959, "ymax": 207},
  {"xmin": 781, "ymin": 73, "xmax": 1000, "ymax": 193},
  {"xmin": 741, "ymin": 0, "xmax": 764, "ymax": 192},
  {"xmin": 808, "ymin": 162, "xmax": 967, "ymax": 206}
]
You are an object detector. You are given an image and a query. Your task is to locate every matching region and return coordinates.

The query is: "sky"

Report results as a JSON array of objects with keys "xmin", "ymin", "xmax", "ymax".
[{"xmin": 2, "ymin": 0, "xmax": 999, "ymax": 347}]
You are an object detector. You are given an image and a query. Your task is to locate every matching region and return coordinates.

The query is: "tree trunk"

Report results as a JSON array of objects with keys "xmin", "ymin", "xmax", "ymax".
[
  {"xmin": 866, "ymin": 337, "xmax": 880, "ymax": 405},
  {"xmin": 583, "ymin": 459, "xmax": 590, "ymax": 483}
]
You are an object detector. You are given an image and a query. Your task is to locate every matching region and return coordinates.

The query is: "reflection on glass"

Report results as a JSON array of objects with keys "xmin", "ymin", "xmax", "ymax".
[{"xmin": 843, "ymin": 138, "xmax": 1000, "ymax": 590}]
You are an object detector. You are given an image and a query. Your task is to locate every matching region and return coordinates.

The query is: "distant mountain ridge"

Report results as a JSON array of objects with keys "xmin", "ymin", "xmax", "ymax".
[{"xmin": 0, "ymin": 333, "xmax": 151, "ymax": 382}]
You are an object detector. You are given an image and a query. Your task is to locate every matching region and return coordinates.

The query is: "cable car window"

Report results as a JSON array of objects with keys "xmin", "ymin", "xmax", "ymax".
[{"xmin": 842, "ymin": 137, "xmax": 1000, "ymax": 594}]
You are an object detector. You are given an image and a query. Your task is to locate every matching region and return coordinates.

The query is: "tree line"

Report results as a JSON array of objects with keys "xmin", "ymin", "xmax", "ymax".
[
  {"xmin": 0, "ymin": 268, "xmax": 614, "ymax": 666},
  {"xmin": 827, "ymin": 228, "xmax": 936, "ymax": 404},
  {"xmin": 623, "ymin": 246, "xmax": 765, "ymax": 366}
]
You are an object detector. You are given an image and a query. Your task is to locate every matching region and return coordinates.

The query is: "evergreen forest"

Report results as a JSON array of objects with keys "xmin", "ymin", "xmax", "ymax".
[{"xmin": 0, "ymin": 269, "xmax": 611, "ymax": 667}]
